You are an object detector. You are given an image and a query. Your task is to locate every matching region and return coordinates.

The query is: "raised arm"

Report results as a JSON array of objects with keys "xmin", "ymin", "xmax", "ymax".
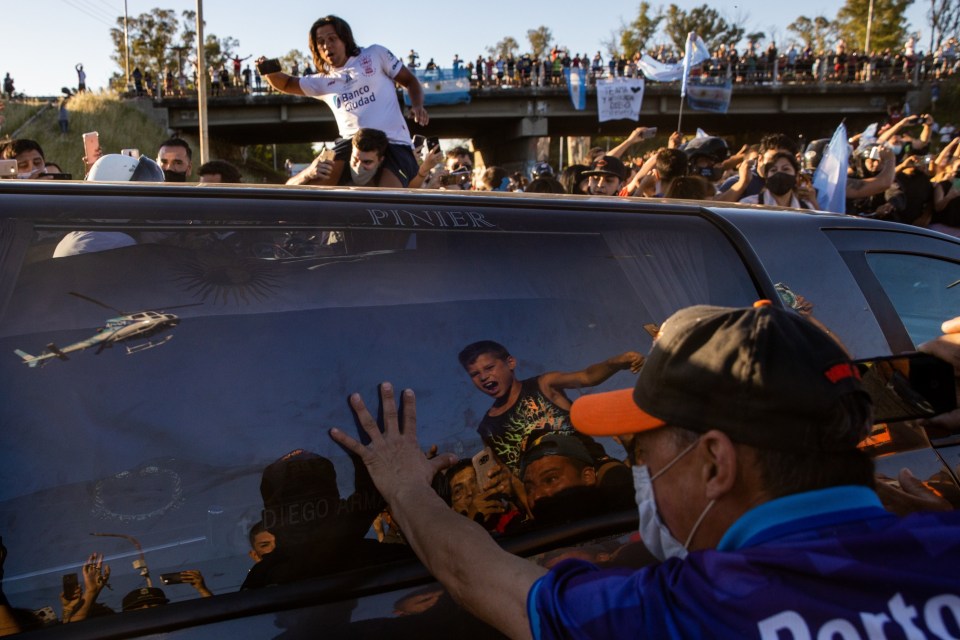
[
  {"xmin": 394, "ymin": 66, "xmax": 429, "ymax": 126},
  {"xmin": 847, "ymin": 147, "xmax": 896, "ymax": 199},
  {"xmin": 330, "ymin": 385, "xmax": 543, "ymax": 640},
  {"xmin": 608, "ymin": 127, "xmax": 653, "ymax": 159},
  {"xmin": 541, "ymin": 351, "xmax": 644, "ymax": 395},
  {"xmin": 255, "ymin": 57, "xmax": 305, "ymax": 97}
]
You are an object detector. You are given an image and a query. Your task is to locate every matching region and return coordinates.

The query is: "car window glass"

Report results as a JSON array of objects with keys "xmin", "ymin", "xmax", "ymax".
[
  {"xmin": 864, "ymin": 252, "xmax": 960, "ymax": 346},
  {"xmin": 0, "ymin": 215, "xmax": 756, "ymax": 628}
]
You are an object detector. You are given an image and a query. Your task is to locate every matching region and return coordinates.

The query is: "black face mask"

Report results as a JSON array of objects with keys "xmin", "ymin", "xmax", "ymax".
[
  {"xmin": 765, "ymin": 172, "xmax": 797, "ymax": 196},
  {"xmin": 163, "ymin": 169, "xmax": 187, "ymax": 183}
]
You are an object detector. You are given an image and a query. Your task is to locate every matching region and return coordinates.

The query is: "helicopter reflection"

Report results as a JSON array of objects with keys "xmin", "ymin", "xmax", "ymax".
[{"xmin": 13, "ymin": 292, "xmax": 201, "ymax": 368}]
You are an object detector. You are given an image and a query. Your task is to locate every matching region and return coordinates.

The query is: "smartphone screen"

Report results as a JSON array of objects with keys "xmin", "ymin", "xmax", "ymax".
[
  {"xmin": 0, "ymin": 159, "xmax": 17, "ymax": 177},
  {"xmin": 642, "ymin": 127, "xmax": 657, "ymax": 139},
  {"xmin": 82, "ymin": 132, "xmax": 100, "ymax": 162},
  {"xmin": 62, "ymin": 572, "xmax": 79, "ymax": 594},
  {"xmin": 160, "ymin": 572, "xmax": 184, "ymax": 585}
]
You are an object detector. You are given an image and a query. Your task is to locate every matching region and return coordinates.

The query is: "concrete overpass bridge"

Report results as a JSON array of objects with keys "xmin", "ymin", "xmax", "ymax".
[{"xmin": 157, "ymin": 81, "xmax": 922, "ymax": 167}]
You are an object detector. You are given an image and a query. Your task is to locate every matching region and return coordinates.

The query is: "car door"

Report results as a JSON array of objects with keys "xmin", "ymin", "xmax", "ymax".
[{"xmin": 825, "ymin": 227, "xmax": 960, "ymax": 501}]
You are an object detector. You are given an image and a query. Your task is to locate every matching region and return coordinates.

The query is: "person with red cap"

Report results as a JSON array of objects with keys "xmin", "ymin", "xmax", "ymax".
[{"xmin": 331, "ymin": 302, "xmax": 960, "ymax": 639}]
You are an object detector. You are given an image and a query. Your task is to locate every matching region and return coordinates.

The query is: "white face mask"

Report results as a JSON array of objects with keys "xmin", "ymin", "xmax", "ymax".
[
  {"xmin": 632, "ymin": 437, "xmax": 716, "ymax": 561},
  {"xmin": 349, "ymin": 155, "xmax": 379, "ymax": 186}
]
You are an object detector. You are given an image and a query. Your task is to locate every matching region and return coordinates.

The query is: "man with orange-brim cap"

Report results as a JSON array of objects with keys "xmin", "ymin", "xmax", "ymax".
[{"xmin": 331, "ymin": 302, "xmax": 960, "ymax": 640}]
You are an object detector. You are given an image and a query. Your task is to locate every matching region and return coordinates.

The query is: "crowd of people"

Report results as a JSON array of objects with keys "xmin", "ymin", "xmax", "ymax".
[{"xmin": 97, "ymin": 33, "xmax": 960, "ymax": 101}]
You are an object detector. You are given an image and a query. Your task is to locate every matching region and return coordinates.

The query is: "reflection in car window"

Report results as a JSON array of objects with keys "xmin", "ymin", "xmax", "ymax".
[
  {"xmin": 865, "ymin": 253, "xmax": 960, "ymax": 346},
  {"xmin": 0, "ymin": 216, "xmax": 756, "ymax": 628}
]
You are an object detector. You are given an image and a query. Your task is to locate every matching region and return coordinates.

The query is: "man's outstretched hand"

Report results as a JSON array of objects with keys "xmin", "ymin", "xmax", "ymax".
[{"xmin": 330, "ymin": 383, "xmax": 456, "ymax": 504}]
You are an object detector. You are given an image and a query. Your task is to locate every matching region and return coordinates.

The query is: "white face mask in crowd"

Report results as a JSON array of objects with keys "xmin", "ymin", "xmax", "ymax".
[
  {"xmin": 632, "ymin": 437, "xmax": 716, "ymax": 561},
  {"xmin": 349, "ymin": 150, "xmax": 381, "ymax": 186}
]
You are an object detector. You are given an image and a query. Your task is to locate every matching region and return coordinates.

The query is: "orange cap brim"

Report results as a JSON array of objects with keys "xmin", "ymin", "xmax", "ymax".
[{"xmin": 570, "ymin": 388, "xmax": 666, "ymax": 437}]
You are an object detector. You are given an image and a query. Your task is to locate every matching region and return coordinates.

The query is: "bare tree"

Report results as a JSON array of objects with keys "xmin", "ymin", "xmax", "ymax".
[{"xmin": 928, "ymin": 0, "xmax": 960, "ymax": 51}]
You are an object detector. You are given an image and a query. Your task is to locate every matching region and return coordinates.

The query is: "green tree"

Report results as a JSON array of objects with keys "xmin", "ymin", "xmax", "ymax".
[
  {"xmin": 746, "ymin": 32, "xmax": 766, "ymax": 47},
  {"xmin": 109, "ymin": 8, "xmax": 180, "ymax": 82},
  {"xmin": 527, "ymin": 26, "xmax": 553, "ymax": 59},
  {"xmin": 787, "ymin": 15, "xmax": 837, "ymax": 51},
  {"xmin": 109, "ymin": 7, "xmax": 241, "ymax": 89},
  {"xmin": 663, "ymin": 4, "xmax": 745, "ymax": 52},
  {"xmin": 487, "ymin": 37, "xmax": 520, "ymax": 59},
  {"xmin": 204, "ymin": 34, "xmax": 240, "ymax": 68},
  {"xmin": 614, "ymin": 2, "xmax": 665, "ymax": 56},
  {"xmin": 280, "ymin": 49, "xmax": 309, "ymax": 72},
  {"xmin": 835, "ymin": 0, "xmax": 914, "ymax": 52}
]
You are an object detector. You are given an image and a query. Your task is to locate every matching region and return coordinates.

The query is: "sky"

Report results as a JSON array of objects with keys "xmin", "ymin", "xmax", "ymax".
[{"xmin": 3, "ymin": 0, "xmax": 934, "ymax": 96}]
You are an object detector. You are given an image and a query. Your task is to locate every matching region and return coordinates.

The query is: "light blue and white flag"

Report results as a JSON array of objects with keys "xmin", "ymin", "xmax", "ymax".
[
  {"xmin": 636, "ymin": 55, "xmax": 684, "ymax": 82},
  {"xmin": 813, "ymin": 122, "xmax": 849, "ymax": 213},
  {"xmin": 404, "ymin": 69, "xmax": 471, "ymax": 106},
  {"xmin": 686, "ymin": 79, "xmax": 732, "ymax": 113},
  {"xmin": 681, "ymin": 32, "xmax": 711, "ymax": 97},
  {"xmin": 637, "ymin": 34, "xmax": 711, "ymax": 85},
  {"xmin": 859, "ymin": 122, "xmax": 879, "ymax": 146},
  {"xmin": 565, "ymin": 67, "xmax": 587, "ymax": 110}
]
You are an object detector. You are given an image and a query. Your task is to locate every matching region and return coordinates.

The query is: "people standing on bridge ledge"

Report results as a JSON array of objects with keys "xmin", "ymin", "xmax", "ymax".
[{"xmin": 257, "ymin": 15, "xmax": 427, "ymax": 188}]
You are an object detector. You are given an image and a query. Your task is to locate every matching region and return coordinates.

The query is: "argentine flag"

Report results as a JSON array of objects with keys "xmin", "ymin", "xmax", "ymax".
[
  {"xmin": 813, "ymin": 123, "xmax": 849, "ymax": 214},
  {"xmin": 405, "ymin": 69, "xmax": 471, "ymax": 107},
  {"xmin": 565, "ymin": 67, "xmax": 587, "ymax": 110}
]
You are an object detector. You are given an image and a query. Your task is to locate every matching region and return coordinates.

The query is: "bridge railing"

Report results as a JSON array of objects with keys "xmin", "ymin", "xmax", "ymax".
[{"xmin": 137, "ymin": 55, "xmax": 944, "ymax": 102}]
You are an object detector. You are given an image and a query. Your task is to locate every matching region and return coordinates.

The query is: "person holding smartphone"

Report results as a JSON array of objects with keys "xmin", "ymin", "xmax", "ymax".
[{"xmin": 256, "ymin": 15, "xmax": 427, "ymax": 188}]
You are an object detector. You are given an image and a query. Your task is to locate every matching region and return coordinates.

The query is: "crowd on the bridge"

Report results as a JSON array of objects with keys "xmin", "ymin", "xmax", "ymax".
[
  {"xmin": 6, "ymin": 20, "xmax": 951, "ymax": 104},
  {"xmin": 93, "ymin": 33, "xmax": 960, "ymax": 101}
]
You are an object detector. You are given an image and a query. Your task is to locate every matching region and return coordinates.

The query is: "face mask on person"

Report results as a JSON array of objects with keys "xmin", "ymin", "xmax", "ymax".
[
  {"xmin": 163, "ymin": 169, "xmax": 187, "ymax": 183},
  {"xmin": 889, "ymin": 144, "xmax": 903, "ymax": 156},
  {"xmin": 633, "ymin": 437, "xmax": 715, "ymax": 561},
  {"xmin": 765, "ymin": 172, "xmax": 797, "ymax": 197},
  {"xmin": 349, "ymin": 153, "xmax": 380, "ymax": 186}
]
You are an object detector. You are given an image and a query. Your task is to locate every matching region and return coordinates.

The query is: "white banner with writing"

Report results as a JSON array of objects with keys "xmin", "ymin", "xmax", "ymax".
[{"xmin": 597, "ymin": 77, "xmax": 645, "ymax": 122}]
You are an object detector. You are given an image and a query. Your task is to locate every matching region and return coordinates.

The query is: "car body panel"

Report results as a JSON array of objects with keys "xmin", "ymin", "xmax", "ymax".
[{"xmin": 0, "ymin": 183, "xmax": 957, "ymax": 637}]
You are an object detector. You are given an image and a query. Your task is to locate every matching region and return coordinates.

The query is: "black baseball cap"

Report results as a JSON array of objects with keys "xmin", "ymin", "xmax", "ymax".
[
  {"xmin": 122, "ymin": 587, "xmax": 168, "ymax": 611},
  {"xmin": 519, "ymin": 433, "xmax": 594, "ymax": 479},
  {"xmin": 571, "ymin": 301, "xmax": 870, "ymax": 452},
  {"xmin": 583, "ymin": 155, "xmax": 628, "ymax": 181}
]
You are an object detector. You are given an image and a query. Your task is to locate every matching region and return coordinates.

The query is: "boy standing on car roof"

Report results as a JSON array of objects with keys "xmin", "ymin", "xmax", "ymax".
[
  {"xmin": 457, "ymin": 340, "xmax": 643, "ymax": 477},
  {"xmin": 332, "ymin": 302, "xmax": 960, "ymax": 640}
]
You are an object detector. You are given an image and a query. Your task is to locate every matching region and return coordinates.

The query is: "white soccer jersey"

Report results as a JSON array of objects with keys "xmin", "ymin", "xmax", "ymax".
[{"xmin": 300, "ymin": 45, "xmax": 412, "ymax": 146}]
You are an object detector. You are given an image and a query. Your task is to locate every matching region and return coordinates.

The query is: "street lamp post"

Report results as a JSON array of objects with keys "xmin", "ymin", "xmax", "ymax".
[
  {"xmin": 124, "ymin": 0, "xmax": 131, "ymax": 88},
  {"xmin": 864, "ymin": 0, "xmax": 875, "ymax": 81},
  {"xmin": 196, "ymin": 0, "xmax": 209, "ymax": 165}
]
